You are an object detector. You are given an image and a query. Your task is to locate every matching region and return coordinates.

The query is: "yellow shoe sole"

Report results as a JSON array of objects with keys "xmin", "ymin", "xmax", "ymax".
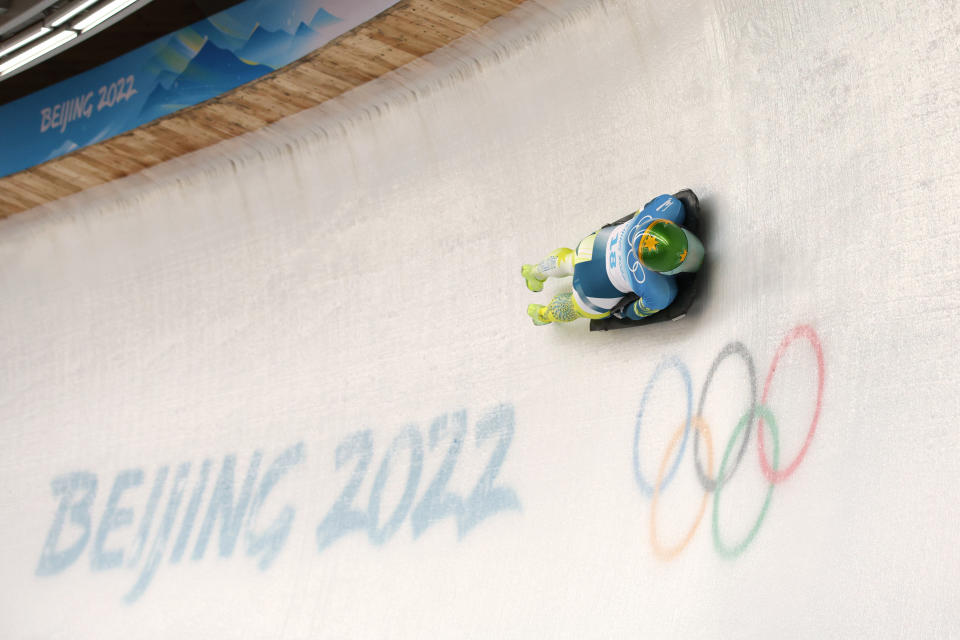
[{"xmin": 521, "ymin": 264, "xmax": 545, "ymax": 292}]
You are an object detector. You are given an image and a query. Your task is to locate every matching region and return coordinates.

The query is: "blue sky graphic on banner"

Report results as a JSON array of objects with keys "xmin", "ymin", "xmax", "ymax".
[{"xmin": 0, "ymin": 0, "xmax": 397, "ymax": 178}]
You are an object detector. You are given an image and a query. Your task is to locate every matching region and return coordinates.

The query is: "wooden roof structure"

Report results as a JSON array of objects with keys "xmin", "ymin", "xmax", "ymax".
[{"xmin": 0, "ymin": 0, "xmax": 523, "ymax": 217}]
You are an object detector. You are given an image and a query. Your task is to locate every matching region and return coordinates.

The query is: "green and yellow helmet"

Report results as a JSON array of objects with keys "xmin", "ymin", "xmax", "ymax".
[
  {"xmin": 637, "ymin": 218, "xmax": 688, "ymax": 273},
  {"xmin": 637, "ymin": 218, "xmax": 704, "ymax": 274}
]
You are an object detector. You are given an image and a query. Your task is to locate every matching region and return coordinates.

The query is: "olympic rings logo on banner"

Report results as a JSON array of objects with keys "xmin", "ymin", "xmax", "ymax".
[{"xmin": 632, "ymin": 325, "xmax": 825, "ymax": 560}]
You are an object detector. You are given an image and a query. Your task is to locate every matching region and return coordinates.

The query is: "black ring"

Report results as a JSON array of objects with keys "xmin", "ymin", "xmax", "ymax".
[{"xmin": 693, "ymin": 341, "xmax": 757, "ymax": 492}]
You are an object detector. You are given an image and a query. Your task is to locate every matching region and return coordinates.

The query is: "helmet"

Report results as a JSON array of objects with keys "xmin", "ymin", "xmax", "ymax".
[{"xmin": 637, "ymin": 219, "xmax": 704, "ymax": 274}]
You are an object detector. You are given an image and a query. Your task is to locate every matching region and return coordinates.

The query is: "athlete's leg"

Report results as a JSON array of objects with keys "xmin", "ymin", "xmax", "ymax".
[
  {"xmin": 527, "ymin": 292, "xmax": 586, "ymax": 325},
  {"xmin": 521, "ymin": 248, "xmax": 575, "ymax": 292},
  {"xmin": 527, "ymin": 290, "xmax": 615, "ymax": 326}
]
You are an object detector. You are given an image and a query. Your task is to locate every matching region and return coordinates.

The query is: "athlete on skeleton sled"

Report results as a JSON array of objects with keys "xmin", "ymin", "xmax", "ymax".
[{"xmin": 521, "ymin": 190, "xmax": 705, "ymax": 331}]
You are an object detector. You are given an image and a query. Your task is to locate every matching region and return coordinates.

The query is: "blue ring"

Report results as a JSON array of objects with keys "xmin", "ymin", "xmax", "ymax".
[{"xmin": 633, "ymin": 356, "xmax": 692, "ymax": 496}]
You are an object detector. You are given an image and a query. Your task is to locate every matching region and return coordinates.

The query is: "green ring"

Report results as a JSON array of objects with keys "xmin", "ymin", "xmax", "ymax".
[{"xmin": 712, "ymin": 405, "xmax": 779, "ymax": 559}]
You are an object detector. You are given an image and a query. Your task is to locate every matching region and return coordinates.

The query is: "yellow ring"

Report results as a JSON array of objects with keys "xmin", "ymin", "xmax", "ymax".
[{"xmin": 649, "ymin": 416, "xmax": 713, "ymax": 561}]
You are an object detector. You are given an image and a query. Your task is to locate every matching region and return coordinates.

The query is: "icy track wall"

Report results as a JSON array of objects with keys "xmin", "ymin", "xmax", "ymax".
[{"xmin": 1, "ymin": 0, "xmax": 959, "ymax": 637}]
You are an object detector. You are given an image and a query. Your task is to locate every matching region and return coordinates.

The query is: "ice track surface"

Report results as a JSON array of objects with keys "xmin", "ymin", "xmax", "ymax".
[{"xmin": 1, "ymin": 0, "xmax": 958, "ymax": 637}]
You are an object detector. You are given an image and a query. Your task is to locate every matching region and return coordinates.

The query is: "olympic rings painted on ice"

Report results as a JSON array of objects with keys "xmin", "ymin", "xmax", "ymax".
[
  {"xmin": 693, "ymin": 341, "xmax": 757, "ymax": 492},
  {"xmin": 633, "ymin": 324, "xmax": 825, "ymax": 559},
  {"xmin": 757, "ymin": 325, "xmax": 825, "ymax": 484},
  {"xmin": 632, "ymin": 356, "xmax": 692, "ymax": 497},
  {"xmin": 712, "ymin": 406, "xmax": 778, "ymax": 559},
  {"xmin": 650, "ymin": 417, "xmax": 713, "ymax": 560}
]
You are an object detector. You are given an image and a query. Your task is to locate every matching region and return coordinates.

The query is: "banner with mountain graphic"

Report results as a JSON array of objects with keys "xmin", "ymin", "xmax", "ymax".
[{"xmin": 0, "ymin": 0, "xmax": 398, "ymax": 178}]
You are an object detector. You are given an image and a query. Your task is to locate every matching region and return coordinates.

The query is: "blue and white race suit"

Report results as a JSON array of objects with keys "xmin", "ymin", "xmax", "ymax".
[{"xmin": 571, "ymin": 194, "xmax": 688, "ymax": 320}]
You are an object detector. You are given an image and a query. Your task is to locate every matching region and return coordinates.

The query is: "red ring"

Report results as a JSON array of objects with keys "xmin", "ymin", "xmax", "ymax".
[{"xmin": 757, "ymin": 325, "xmax": 825, "ymax": 483}]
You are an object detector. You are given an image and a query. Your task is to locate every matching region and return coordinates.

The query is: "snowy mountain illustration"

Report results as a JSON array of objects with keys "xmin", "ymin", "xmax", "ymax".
[
  {"xmin": 138, "ymin": 39, "xmax": 273, "ymax": 121},
  {"xmin": 143, "ymin": 30, "xmax": 206, "ymax": 80},
  {"xmin": 44, "ymin": 139, "xmax": 79, "ymax": 160},
  {"xmin": 177, "ymin": 37, "xmax": 273, "ymax": 85},
  {"xmin": 188, "ymin": 20, "xmax": 250, "ymax": 53},
  {"xmin": 155, "ymin": 70, "xmax": 180, "ymax": 91},
  {"xmin": 306, "ymin": 7, "xmax": 339, "ymax": 31},
  {"xmin": 137, "ymin": 4, "xmax": 343, "ymax": 124},
  {"xmin": 221, "ymin": 0, "xmax": 340, "ymax": 37},
  {"xmin": 235, "ymin": 24, "xmax": 292, "ymax": 66},
  {"xmin": 230, "ymin": 8, "xmax": 339, "ymax": 68}
]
